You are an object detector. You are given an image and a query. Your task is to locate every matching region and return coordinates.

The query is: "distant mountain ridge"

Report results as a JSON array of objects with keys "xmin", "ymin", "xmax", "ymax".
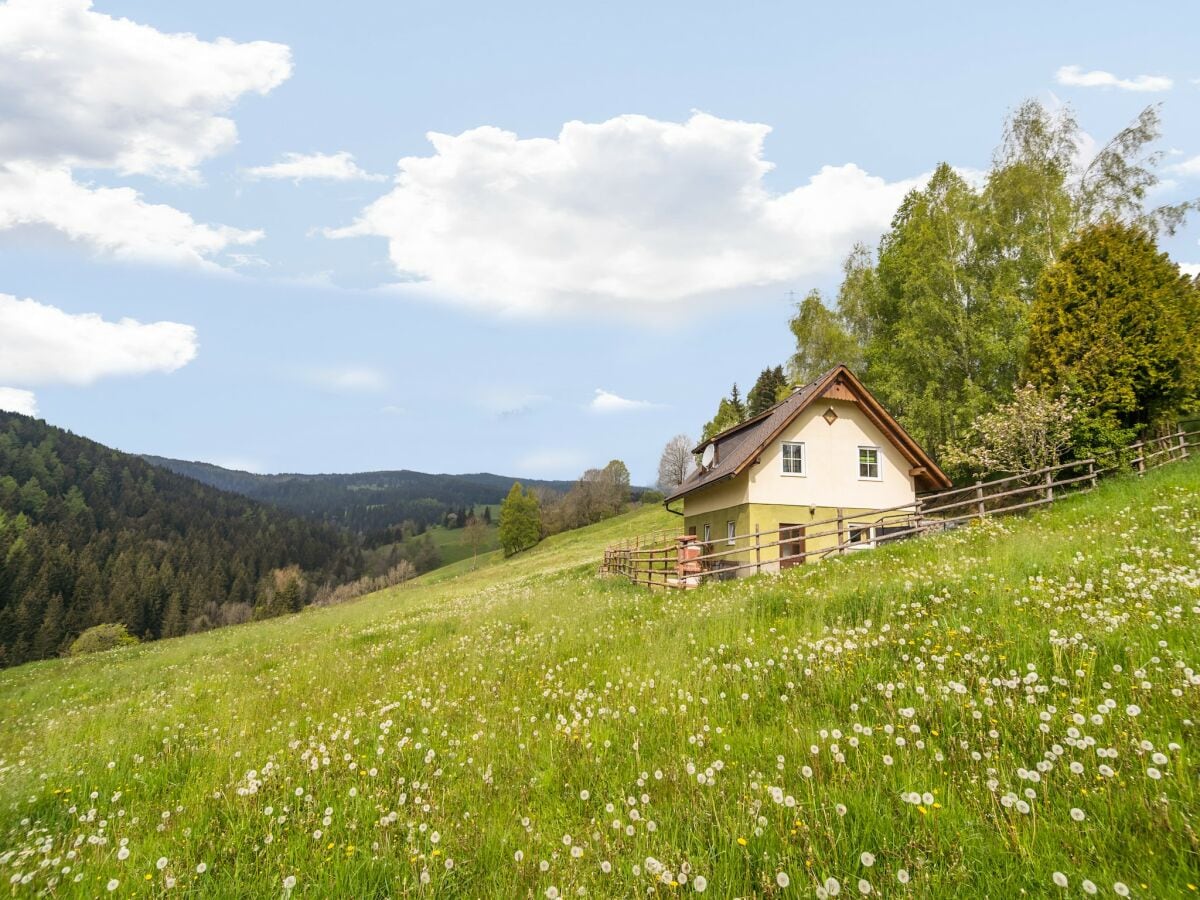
[{"xmin": 141, "ymin": 455, "xmax": 576, "ymax": 535}]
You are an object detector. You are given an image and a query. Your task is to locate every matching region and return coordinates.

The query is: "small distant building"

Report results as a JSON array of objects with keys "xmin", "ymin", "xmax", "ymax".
[{"xmin": 663, "ymin": 365, "xmax": 951, "ymax": 571}]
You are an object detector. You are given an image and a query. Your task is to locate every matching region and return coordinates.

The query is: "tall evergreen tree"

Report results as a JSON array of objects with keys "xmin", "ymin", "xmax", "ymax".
[{"xmin": 1026, "ymin": 222, "xmax": 1200, "ymax": 431}]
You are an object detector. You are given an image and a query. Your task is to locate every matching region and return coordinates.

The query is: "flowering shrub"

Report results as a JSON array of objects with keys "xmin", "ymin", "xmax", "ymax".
[{"xmin": 941, "ymin": 384, "xmax": 1079, "ymax": 478}]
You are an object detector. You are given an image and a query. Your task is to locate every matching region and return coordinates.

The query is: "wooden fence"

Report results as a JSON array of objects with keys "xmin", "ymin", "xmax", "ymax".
[{"xmin": 602, "ymin": 427, "xmax": 1199, "ymax": 589}]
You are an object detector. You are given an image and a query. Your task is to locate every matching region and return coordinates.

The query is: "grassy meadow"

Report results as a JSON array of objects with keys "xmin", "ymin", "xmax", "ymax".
[{"xmin": 1, "ymin": 463, "xmax": 1199, "ymax": 897}]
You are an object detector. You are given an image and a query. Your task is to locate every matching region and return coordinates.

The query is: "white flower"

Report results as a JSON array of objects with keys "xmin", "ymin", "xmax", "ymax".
[
  {"xmin": 1082, "ymin": 880, "xmax": 1098, "ymax": 895},
  {"xmin": 600, "ymin": 861, "xmax": 612, "ymax": 874},
  {"xmin": 1052, "ymin": 871, "xmax": 1068, "ymax": 888},
  {"xmin": 1125, "ymin": 704, "xmax": 1141, "ymax": 717},
  {"xmin": 1070, "ymin": 808, "xmax": 1085, "ymax": 822},
  {"xmin": 692, "ymin": 875, "xmax": 707, "ymax": 892},
  {"xmin": 196, "ymin": 863, "xmax": 207, "ymax": 874},
  {"xmin": 545, "ymin": 888, "xmax": 560, "ymax": 900},
  {"xmin": 858, "ymin": 878, "xmax": 872, "ymax": 895},
  {"xmin": 1147, "ymin": 767, "xmax": 1162, "ymax": 780},
  {"xmin": 156, "ymin": 857, "xmax": 168, "ymax": 870},
  {"xmin": 897, "ymin": 869, "xmax": 909, "ymax": 884},
  {"xmin": 514, "ymin": 851, "xmax": 523, "ymax": 863},
  {"xmin": 107, "ymin": 880, "xmax": 119, "ymax": 892},
  {"xmin": 283, "ymin": 875, "xmax": 297, "ymax": 890},
  {"xmin": 825, "ymin": 876, "xmax": 841, "ymax": 896},
  {"xmin": 777, "ymin": 871, "xmax": 790, "ymax": 888},
  {"xmin": 860, "ymin": 852, "xmax": 875, "ymax": 867},
  {"xmin": 117, "ymin": 847, "xmax": 130, "ymax": 861},
  {"xmin": 1114, "ymin": 883, "xmax": 1130, "ymax": 897},
  {"xmin": 431, "ymin": 831, "xmax": 440, "ymax": 844}
]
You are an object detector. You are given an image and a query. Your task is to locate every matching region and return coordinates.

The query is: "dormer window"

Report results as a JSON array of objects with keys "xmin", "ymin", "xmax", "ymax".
[{"xmin": 782, "ymin": 441, "xmax": 805, "ymax": 475}]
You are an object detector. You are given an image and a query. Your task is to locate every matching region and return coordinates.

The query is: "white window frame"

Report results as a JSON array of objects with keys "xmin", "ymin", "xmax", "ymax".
[
  {"xmin": 847, "ymin": 522, "xmax": 877, "ymax": 551},
  {"xmin": 703, "ymin": 523, "xmax": 711, "ymax": 543},
  {"xmin": 726, "ymin": 521, "xmax": 736, "ymax": 545},
  {"xmin": 781, "ymin": 441, "xmax": 806, "ymax": 476},
  {"xmin": 857, "ymin": 445, "xmax": 882, "ymax": 481}
]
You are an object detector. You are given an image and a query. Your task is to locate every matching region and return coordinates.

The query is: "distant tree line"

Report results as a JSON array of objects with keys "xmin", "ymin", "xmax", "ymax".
[
  {"xmin": 0, "ymin": 413, "xmax": 363, "ymax": 668},
  {"xmin": 695, "ymin": 100, "xmax": 1200, "ymax": 481},
  {"xmin": 498, "ymin": 460, "xmax": 633, "ymax": 556}
]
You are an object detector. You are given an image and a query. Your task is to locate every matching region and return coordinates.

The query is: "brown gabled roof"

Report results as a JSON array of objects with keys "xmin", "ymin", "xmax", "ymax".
[{"xmin": 664, "ymin": 365, "xmax": 952, "ymax": 504}]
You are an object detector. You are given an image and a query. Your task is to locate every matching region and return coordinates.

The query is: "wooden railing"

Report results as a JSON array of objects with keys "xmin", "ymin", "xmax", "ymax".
[{"xmin": 601, "ymin": 428, "xmax": 1198, "ymax": 589}]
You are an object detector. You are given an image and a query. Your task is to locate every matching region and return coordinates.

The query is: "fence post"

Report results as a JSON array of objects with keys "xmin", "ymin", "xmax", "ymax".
[
  {"xmin": 1135, "ymin": 441, "xmax": 1146, "ymax": 476},
  {"xmin": 1088, "ymin": 460, "xmax": 1097, "ymax": 490},
  {"xmin": 1044, "ymin": 468, "xmax": 1054, "ymax": 503},
  {"xmin": 836, "ymin": 508, "xmax": 845, "ymax": 554},
  {"xmin": 975, "ymin": 481, "xmax": 985, "ymax": 519},
  {"xmin": 1180, "ymin": 428, "xmax": 1189, "ymax": 461},
  {"xmin": 754, "ymin": 525, "xmax": 761, "ymax": 576}
]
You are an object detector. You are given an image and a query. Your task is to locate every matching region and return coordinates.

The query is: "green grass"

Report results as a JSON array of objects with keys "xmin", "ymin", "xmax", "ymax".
[{"xmin": 2, "ymin": 466, "xmax": 1199, "ymax": 897}]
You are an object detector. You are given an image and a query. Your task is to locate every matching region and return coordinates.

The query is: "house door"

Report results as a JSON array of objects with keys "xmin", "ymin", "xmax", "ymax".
[{"xmin": 779, "ymin": 524, "xmax": 806, "ymax": 569}]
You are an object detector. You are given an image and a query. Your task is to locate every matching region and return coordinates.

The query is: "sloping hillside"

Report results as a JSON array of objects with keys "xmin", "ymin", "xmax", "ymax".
[
  {"xmin": 0, "ymin": 413, "xmax": 361, "ymax": 666},
  {"xmin": 1, "ymin": 463, "xmax": 1197, "ymax": 896}
]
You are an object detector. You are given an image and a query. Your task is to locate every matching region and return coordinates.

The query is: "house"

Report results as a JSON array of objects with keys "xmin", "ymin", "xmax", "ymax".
[{"xmin": 663, "ymin": 365, "xmax": 951, "ymax": 572}]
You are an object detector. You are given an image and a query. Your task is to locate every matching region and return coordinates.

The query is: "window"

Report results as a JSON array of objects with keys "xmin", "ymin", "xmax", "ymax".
[
  {"xmin": 727, "ymin": 521, "xmax": 736, "ymax": 545},
  {"xmin": 702, "ymin": 523, "xmax": 711, "ymax": 543},
  {"xmin": 848, "ymin": 523, "xmax": 877, "ymax": 550},
  {"xmin": 858, "ymin": 446, "xmax": 881, "ymax": 480},
  {"xmin": 782, "ymin": 441, "xmax": 805, "ymax": 475},
  {"xmin": 686, "ymin": 525, "xmax": 697, "ymax": 537}
]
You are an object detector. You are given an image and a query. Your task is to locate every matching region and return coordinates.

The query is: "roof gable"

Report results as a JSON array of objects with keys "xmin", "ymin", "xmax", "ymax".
[{"xmin": 665, "ymin": 365, "xmax": 951, "ymax": 503}]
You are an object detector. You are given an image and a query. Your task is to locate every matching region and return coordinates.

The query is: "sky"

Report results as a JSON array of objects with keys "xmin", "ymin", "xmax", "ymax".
[{"xmin": 1, "ymin": 0, "xmax": 1199, "ymax": 485}]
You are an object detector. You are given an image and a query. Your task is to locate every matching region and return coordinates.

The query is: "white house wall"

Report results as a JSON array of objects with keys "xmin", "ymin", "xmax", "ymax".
[{"xmin": 746, "ymin": 399, "xmax": 916, "ymax": 509}]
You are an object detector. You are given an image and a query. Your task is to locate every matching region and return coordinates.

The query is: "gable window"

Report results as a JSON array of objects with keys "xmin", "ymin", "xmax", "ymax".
[
  {"xmin": 782, "ymin": 441, "xmax": 805, "ymax": 475},
  {"xmin": 727, "ymin": 521, "xmax": 736, "ymax": 545},
  {"xmin": 858, "ymin": 446, "xmax": 881, "ymax": 480},
  {"xmin": 702, "ymin": 523, "xmax": 711, "ymax": 543}
]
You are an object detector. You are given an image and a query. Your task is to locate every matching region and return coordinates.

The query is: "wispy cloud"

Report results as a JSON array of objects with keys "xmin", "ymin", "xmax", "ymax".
[
  {"xmin": 1055, "ymin": 65, "xmax": 1172, "ymax": 92},
  {"xmin": 244, "ymin": 151, "xmax": 385, "ymax": 183},
  {"xmin": 477, "ymin": 388, "xmax": 550, "ymax": 419},
  {"xmin": 590, "ymin": 388, "xmax": 660, "ymax": 413},
  {"xmin": 306, "ymin": 366, "xmax": 388, "ymax": 392}
]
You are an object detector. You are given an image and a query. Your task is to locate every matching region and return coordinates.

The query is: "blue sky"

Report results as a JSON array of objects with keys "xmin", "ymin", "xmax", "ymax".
[{"xmin": 1, "ymin": 0, "xmax": 1198, "ymax": 484}]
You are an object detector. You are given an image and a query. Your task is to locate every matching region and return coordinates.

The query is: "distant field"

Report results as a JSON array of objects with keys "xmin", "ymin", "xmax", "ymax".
[{"xmin": 1, "ymin": 464, "xmax": 1198, "ymax": 896}]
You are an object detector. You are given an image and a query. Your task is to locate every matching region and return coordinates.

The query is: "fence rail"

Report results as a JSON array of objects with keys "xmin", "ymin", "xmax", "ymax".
[{"xmin": 601, "ymin": 428, "xmax": 1198, "ymax": 589}]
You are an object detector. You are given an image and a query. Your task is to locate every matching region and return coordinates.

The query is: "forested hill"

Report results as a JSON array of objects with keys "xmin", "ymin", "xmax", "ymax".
[
  {"xmin": 0, "ymin": 413, "xmax": 362, "ymax": 668},
  {"xmin": 141, "ymin": 455, "xmax": 575, "ymax": 534}
]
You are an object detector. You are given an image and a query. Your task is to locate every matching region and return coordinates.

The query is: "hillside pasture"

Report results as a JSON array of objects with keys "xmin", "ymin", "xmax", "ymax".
[{"xmin": 1, "ymin": 465, "xmax": 1198, "ymax": 896}]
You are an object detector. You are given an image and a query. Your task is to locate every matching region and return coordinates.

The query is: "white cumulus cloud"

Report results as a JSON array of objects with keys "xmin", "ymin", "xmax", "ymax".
[
  {"xmin": 0, "ymin": 163, "xmax": 263, "ymax": 266},
  {"xmin": 0, "ymin": 0, "xmax": 290, "ymax": 264},
  {"xmin": 329, "ymin": 113, "xmax": 923, "ymax": 315},
  {"xmin": 590, "ymin": 388, "xmax": 659, "ymax": 413},
  {"xmin": 1055, "ymin": 65, "xmax": 1172, "ymax": 93},
  {"xmin": 0, "ymin": 387, "xmax": 38, "ymax": 416},
  {"xmin": 1167, "ymin": 154, "xmax": 1200, "ymax": 178},
  {"xmin": 0, "ymin": 293, "xmax": 198, "ymax": 386},
  {"xmin": 1181, "ymin": 262, "xmax": 1200, "ymax": 278},
  {"xmin": 244, "ymin": 151, "xmax": 385, "ymax": 183}
]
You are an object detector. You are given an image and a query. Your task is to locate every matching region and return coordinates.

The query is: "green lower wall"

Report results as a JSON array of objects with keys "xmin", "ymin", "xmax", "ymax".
[{"xmin": 683, "ymin": 503, "xmax": 895, "ymax": 570}]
